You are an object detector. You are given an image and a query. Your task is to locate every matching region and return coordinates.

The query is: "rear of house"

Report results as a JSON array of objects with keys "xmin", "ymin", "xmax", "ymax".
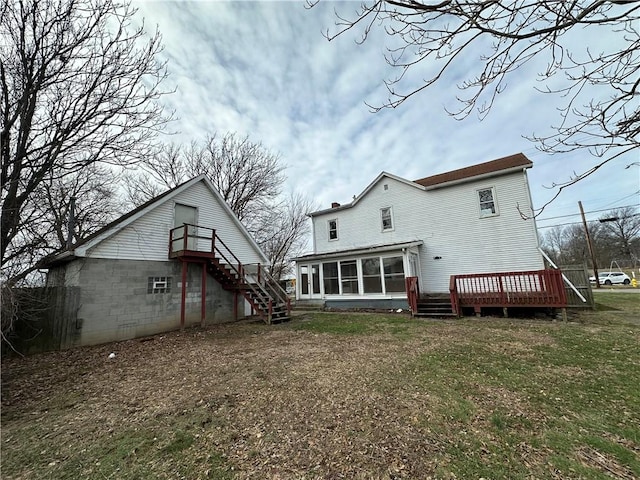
[{"xmin": 294, "ymin": 154, "xmax": 544, "ymax": 311}]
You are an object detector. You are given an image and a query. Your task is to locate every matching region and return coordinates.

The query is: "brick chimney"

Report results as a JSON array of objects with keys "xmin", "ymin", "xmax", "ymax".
[{"xmin": 331, "ymin": 202, "xmax": 340, "ymax": 208}]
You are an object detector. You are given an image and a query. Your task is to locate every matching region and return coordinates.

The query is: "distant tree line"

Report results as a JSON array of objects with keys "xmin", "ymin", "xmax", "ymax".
[{"xmin": 540, "ymin": 207, "xmax": 640, "ymax": 271}]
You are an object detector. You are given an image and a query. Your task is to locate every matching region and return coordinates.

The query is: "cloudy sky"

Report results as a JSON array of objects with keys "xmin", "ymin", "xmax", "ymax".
[{"xmin": 133, "ymin": 0, "xmax": 639, "ymax": 240}]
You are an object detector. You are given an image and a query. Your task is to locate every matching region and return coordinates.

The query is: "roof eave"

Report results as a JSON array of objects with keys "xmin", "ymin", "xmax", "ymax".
[
  {"xmin": 292, "ymin": 240, "xmax": 424, "ymax": 262},
  {"xmin": 423, "ymin": 164, "xmax": 532, "ymax": 190}
]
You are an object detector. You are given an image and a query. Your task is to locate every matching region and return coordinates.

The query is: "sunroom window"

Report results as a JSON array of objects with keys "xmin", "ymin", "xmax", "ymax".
[
  {"xmin": 383, "ymin": 257, "xmax": 405, "ymax": 292},
  {"xmin": 323, "ymin": 262, "xmax": 339, "ymax": 294},
  {"xmin": 340, "ymin": 260, "xmax": 359, "ymax": 294},
  {"xmin": 362, "ymin": 257, "xmax": 383, "ymax": 293}
]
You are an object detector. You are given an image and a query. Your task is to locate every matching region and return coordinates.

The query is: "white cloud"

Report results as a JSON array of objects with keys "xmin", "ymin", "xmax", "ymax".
[{"xmin": 133, "ymin": 0, "xmax": 639, "ymax": 238}]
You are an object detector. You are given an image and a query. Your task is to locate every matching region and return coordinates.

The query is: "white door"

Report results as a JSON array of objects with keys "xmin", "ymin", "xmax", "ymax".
[
  {"xmin": 298, "ymin": 263, "xmax": 321, "ymax": 299},
  {"xmin": 173, "ymin": 204, "xmax": 197, "ymax": 251}
]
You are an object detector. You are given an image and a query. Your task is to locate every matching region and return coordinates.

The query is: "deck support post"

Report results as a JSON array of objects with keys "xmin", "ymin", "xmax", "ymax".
[
  {"xmin": 180, "ymin": 260, "xmax": 187, "ymax": 329},
  {"xmin": 502, "ymin": 307, "xmax": 508, "ymax": 318},
  {"xmin": 234, "ymin": 291, "xmax": 238, "ymax": 321},
  {"xmin": 201, "ymin": 262, "xmax": 206, "ymax": 327}
]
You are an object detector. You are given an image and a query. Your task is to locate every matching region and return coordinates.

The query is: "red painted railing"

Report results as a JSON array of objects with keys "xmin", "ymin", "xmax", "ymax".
[
  {"xmin": 169, "ymin": 224, "xmax": 290, "ymax": 323},
  {"xmin": 405, "ymin": 276, "xmax": 419, "ymax": 315},
  {"xmin": 450, "ymin": 269, "xmax": 567, "ymax": 315}
]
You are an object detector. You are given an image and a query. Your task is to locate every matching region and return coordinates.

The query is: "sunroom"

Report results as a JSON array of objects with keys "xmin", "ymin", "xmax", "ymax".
[{"xmin": 293, "ymin": 241, "xmax": 423, "ymax": 310}]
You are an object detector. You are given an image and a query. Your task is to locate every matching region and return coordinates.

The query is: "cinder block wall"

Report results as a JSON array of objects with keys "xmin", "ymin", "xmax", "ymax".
[{"xmin": 64, "ymin": 258, "xmax": 238, "ymax": 347}]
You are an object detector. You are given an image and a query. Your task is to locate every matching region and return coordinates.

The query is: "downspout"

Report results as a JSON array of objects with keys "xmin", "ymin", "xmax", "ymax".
[{"xmin": 522, "ymin": 168, "xmax": 545, "ymax": 270}]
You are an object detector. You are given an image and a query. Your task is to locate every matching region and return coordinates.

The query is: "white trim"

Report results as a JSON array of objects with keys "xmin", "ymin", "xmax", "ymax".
[
  {"xmin": 309, "ymin": 172, "xmax": 425, "ymax": 217},
  {"xmin": 477, "ymin": 186, "xmax": 499, "ymax": 218},
  {"xmin": 328, "ymin": 218, "xmax": 339, "ymax": 241},
  {"xmin": 380, "ymin": 206, "xmax": 394, "ymax": 232}
]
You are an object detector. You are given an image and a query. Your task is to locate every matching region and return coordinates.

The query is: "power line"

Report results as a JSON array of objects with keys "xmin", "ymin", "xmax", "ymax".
[
  {"xmin": 536, "ymin": 203, "xmax": 640, "ymax": 223},
  {"xmin": 537, "ymin": 212, "xmax": 640, "ymax": 230}
]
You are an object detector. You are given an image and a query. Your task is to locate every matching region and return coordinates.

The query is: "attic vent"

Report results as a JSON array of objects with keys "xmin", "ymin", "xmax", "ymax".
[{"xmin": 383, "ymin": 184, "xmax": 388, "ymax": 191}]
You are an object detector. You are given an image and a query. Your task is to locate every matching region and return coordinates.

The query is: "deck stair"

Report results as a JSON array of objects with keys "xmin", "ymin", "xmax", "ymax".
[
  {"xmin": 414, "ymin": 294, "xmax": 456, "ymax": 318},
  {"xmin": 170, "ymin": 225, "xmax": 290, "ymax": 324}
]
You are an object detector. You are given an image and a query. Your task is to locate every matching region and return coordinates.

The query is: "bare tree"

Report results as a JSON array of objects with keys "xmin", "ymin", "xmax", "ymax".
[
  {"xmin": 1, "ymin": 0, "xmax": 171, "ymax": 284},
  {"xmin": 309, "ymin": 1, "xmax": 639, "ymax": 212},
  {"xmin": 124, "ymin": 134, "xmax": 285, "ymax": 222},
  {"xmin": 125, "ymin": 134, "xmax": 313, "ymax": 279},
  {"xmin": 541, "ymin": 206, "xmax": 640, "ymax": 270},
  {"xmin": 3, "ymin": 166, "xmax": 121, "ymax": 285},
  {"xmin": 597, "ymin": 206, "xmax": 640, "ymax": 264},
  {"xmin": 541, "ymin": 223, "xmax": 590, "ymax": 266},
  {"xmin": 256, "ymin": 192, "xmax": 317, "ymax": 280}
]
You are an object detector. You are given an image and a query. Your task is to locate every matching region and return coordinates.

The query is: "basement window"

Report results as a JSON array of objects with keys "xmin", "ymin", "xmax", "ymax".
[{"xmin": 148, "ymin": 276, "xmax": 172, "ymax": 294}]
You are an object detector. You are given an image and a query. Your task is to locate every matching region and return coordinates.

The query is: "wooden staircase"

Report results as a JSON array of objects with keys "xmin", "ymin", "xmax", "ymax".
[
  {"xmin": 414, "ymin": 294, "xmax": 456, "ymax": 318},
  {"xmin": 207, "ymin": 257, "xmax": 290, "ymax": 324},
  {"xmin": 170, "ymin": 224, "xmax": 291, "ymax": 325},
  {"xmin": 406, "ymin": 277, "xmax": 456, "ymax": 318}
]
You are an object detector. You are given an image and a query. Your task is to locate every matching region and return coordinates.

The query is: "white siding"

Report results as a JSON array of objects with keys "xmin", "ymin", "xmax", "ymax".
[
  {"xmin": 311, "ymin": 171, "xmax": 543, "ymax": 292},
  {"xmin": 88, "ymin": 181, "xmax": 264, "ymax": 265}
]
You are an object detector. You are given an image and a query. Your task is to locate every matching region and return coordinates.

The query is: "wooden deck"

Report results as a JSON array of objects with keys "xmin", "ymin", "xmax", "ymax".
[{"xmin": 449, "ymin": 269, "xmax": 567, "ymax": 316}]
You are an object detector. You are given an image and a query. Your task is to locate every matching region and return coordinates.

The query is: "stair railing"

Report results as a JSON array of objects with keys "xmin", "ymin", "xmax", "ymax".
[
  {"xmin": 245, "ymin": 263, "xmax": 291, "ymax": 313},
  {"xmin": 405, "ymin": 276, "xmax": 419, "ymax": 315},
  {"xmin": 168, "ymin": 225, "xmax": 291, "ymax": 322}
]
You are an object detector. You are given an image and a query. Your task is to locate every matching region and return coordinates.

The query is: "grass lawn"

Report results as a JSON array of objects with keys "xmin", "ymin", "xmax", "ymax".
[{"xmin": 2, "ymin": 292, "xmax": 639, "ymax": 479}]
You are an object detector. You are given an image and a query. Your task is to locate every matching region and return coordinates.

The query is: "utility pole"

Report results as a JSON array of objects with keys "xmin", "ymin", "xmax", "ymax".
[{"xmin": 579, "ymin": 201, "xmax": 600, "ymax": 288}]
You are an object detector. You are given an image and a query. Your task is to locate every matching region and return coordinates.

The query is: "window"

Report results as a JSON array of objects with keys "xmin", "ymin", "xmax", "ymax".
[
  {"xmin": 383, "ymin": 257, "xmax": 405, "ymax": 292},
  {"xmin": 148, "ymin": 276, "xmax": 172, "ymax": 294},
  {"xmin": 381, "ymin": 207, "xmax": 393, "ymax": 231},
  {"xmin": 328, "ymin": 219, "xmax": 338, "ymax": 240},
  {"xmin": 478, "ymin": 187, "xmax": 498, "ymax": 217},
  {"xmin": 362, "ymin": 258, "xmax": 382, "ymax": 293},
  {"xmin": 323, "ymin": 262, "xmax": 339, "ymax": 294},
  {"xmin": 340, "ymin": 260, "xmax": 359, "ymax": 294}
]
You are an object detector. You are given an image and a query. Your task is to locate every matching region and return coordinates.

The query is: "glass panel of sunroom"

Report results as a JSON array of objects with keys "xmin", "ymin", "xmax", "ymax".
[
  {"xmin": 340, "ymin": 260, "xmax": 359, "ymax": 294},
  {"xmin": 362, "ymin": 257, "xmax": 382, "ymax": 293},
  {"xmin": 383, "ymin": 256, "xmax": 405, "ymax": 292},
  {"xmin": 323, "ymin": 262, "xmax": 339, "ymax": 294}
]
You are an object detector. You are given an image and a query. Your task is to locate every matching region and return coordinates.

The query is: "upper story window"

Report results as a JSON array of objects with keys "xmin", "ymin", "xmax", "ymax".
[
  {"xmin": 380, "ymin": 207, "xmax": 393, "ymax": 231},
  {"xmin": 477, "ymin": 187, "xmax": 499, "ymax": 218},
  {"xmin": 328, "ymin": 219, "xmax": 338, "ymax": 241}
]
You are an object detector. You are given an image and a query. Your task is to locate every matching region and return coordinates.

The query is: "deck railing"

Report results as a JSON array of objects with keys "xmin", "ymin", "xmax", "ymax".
[
  {"xmin": 450, "ymin": 269, "xmax": 567, "ymax": 315},
  {"xmin": 405, "ymin": 276, "xmax": 419, "ymax": 315}
]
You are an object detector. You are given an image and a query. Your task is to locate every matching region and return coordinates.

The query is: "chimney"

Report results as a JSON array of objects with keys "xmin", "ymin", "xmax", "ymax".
[{"xmin": 331, "ymin": 202, "xmax": 340, "ymax": 208}]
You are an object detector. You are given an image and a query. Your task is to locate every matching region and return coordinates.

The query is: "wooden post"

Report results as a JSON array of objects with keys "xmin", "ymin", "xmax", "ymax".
[
  {"xmin": 234, "ymin": 291, "xmax": 238, "ymax": 321},
  {"xmin": 180, "ymin": 260, "xmax": 187, "ymax": 329},
  {"xmin": 201, "ymin": 262, "xmax": 206, "ymax": 327},
  {"xmin": 579, "ymin": 201, "xmax": 600, "ymax": 288},
  {"xmin": 211, "ymin": 229, "xmax": 216, "ymax": 254},
  {"xmin": 182, "ymin": 224, "xmax": 188, "ymax": 252}
]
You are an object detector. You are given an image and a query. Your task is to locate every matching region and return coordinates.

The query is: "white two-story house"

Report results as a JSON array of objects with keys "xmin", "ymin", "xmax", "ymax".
[{"xmin": 293, "ymin": 153, "xmax": 545, "ymax": 310}]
